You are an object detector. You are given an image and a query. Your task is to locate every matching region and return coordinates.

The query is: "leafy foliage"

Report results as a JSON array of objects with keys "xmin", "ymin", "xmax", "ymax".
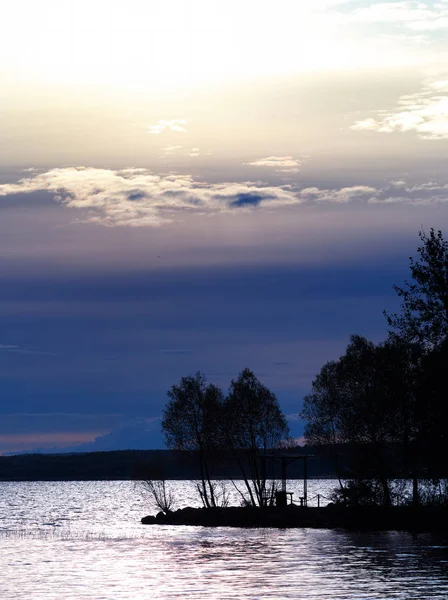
[
  {"xmin": 225, "ymin": 368, "xmax": 289, "ymax": 453},
  {"xmin": 141, "ymin": 477, "xmax": 175, "ymax": 514},
  {"xmin": 330, "ymin": 479, "xmax": 381, "ymax": 507},
  {"xmin": 162, "ymin": 372, "xmax": 223, "ymax": 452},
  {"xmin": 161, "ymin": 368, "xmax": 290, "ymax": 508},
  {"xmin": 301, "ymin": 335, "xmax": 421, "ymax": 505},
  {"xmin": 161, "ymin": 372, "xmax": 223, "ymax": 507},
  {"xmin": 302, "ymin": 229, "xmax": 448, "ymax": 507},
  {"xmin": 385, "ymin": 228, "xmax": 448, "ymax": 348},
  {"xmin": 224, "ymin": 368, "xmax": 290, "ymax": 506}
]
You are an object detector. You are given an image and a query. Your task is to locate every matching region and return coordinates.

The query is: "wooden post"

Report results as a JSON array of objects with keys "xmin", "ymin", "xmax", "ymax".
[
  {"xmin": 304, "ymin": 456, "xmax": 308, "ymax": 506},
  {"xmin": 281, "ymin": 457, "xmax": 287, "ymax": 493},
  {"xmin": 261, "ymin": 455, "xmax": 267, "ymax": 506},
  {"xmin": 317, "ymin": 494, "xmax": 320, "ymax": 508}
]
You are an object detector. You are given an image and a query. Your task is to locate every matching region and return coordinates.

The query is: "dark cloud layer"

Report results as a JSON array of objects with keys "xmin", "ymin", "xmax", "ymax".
[{"xmin": 0, "ymin": 257, "xmax": 406, "ymax": 453}]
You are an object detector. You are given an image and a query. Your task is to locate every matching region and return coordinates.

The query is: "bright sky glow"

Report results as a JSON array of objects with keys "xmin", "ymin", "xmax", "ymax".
[{"xmin": 2, "ymin": 0, "xmax": 443, "ymax": 91}]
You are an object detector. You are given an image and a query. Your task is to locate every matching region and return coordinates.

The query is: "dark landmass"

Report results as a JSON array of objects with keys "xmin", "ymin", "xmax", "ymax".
[
  {"xmin": 0, "ymin": 447, "xmax": 337, "ymax": 481},
  {"xmin": 0, "ymin": 450, "xmax": 151, "ymax": 481},
  {"xmin": 1, "ymin": 444, "xmax": 444, "ymax": 482},
  {"xmin": 141, "ymin": 504, "xmax": 448, "ymax": 533}
]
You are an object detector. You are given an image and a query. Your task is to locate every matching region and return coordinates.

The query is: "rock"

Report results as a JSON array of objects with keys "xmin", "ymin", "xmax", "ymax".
[{"xmin": 141, "ymin": 515, "xmax": 156, "ymax": 524}]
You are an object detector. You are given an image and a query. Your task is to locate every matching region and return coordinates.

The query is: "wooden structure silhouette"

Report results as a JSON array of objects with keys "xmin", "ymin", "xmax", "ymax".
[{"xmin": 264, "ymin": 453, "xmax": 313, "ymax": 507}]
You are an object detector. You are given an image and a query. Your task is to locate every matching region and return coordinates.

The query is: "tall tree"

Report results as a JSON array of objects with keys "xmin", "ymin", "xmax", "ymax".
[
  {"xmin": 379, "ymin": 337, "xmax": 423, "ymax": 505},
  {"xmin": 300, "ymin": 360, "xmax": 349, "ymax": 495},
  {"xmin": 414, "ymin": 338, "xmax": 448, "ymax": 481},
  {"xmin": 302, "ymin": 335, "xmax": 416, "ymax": 506},
  {"xmin": 161, "ymin": 372, "xmax": 223, "ymax": 508},
  {"xmin": 385, "ymin": 228, "xmax": 448, "ymax": 498},
  {"xmin": 223, "ymin": 368, "xmax": 289, "ymax": 506},
  {"xmin": 385, "ymin": 228, "xmax": 448, "ymax": 349}
]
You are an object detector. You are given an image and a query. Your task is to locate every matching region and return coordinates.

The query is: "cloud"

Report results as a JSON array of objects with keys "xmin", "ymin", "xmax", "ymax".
[
  {"xmin": 0, "ymin": 167, "xmax": 301, "ymax": 226},
  {"xmin": 161, "ymin": 145, "xmax": 183, "ymax": 155},
  {"xmin": 162, "ymin": 147, "xmax": 203, "ymax": 158},
  {"xmin": 298, "ymin": 180, "xmax": 448, "ymax": 205},
  {"xmin": 244, "ymin": 156, "xmax": 302, "ymax": 173},
  {"xmin": 299, "ymin": 185, "xmax": 377, "ymax": 203},
  {"xmin": 0, "ymin": 432, "xmax": 104, "ymax": 454},
  {"xmin": 148, "ymin": 119, "xmax": 187, "ymax": 135},
  {"xmin": 406, "ymin": 182, "xmax": 448, "ymax": 192},
  {"xmin": 348, "ymin": 1, "xmax": 448, "ymax": 30},
  {"xmin": 351, "ymin": 77, "xmax": 448, "ymax": 139},
  {"xmin": 0, "ymin": 343, "xmax": 49, "ymax": 355},
  {"xmin": 409, "ymin": 17, "xmax": 448, "ymax": 31},
  {"xmin": 5, "ymin": 418, "xmax": 164, "ymax": 454},
  {"xmin": 368, "ymin": 196, "xmax": 412, "ymax": 205},
  {"xmin": 229, "ymin": 193, "xmax": 267, "ymax": 208},
  {"xmin": 2, "ymin": 168, "xmax": 447, "ymax": 227},
  {"xmin": 350, "ymin": 2, "xmax": 434, "ymax": 24},
  {"xmin": 367, "ymin": 180, "xmax": 448, "ymax": 205},
  {"xmin": 378, "ymin": 33, "xmax": 430, "ymax": 45},
  {"xmin": 67, "ymin": 418, "xmax": 163, "ymax": 451}
]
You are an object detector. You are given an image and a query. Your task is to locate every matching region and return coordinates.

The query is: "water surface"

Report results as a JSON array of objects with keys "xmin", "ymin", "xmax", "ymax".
[{"xmin": 1, "ymin": 481, "xmax": 447, "ymax": 599}]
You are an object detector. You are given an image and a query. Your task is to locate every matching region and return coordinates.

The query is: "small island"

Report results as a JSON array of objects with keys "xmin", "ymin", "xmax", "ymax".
[{"xmin": 141, "ymin": 503, "xmax": 447, "ymax": 532}]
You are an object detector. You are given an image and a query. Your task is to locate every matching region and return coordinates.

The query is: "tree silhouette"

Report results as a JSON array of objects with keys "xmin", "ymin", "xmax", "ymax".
[
  {"xmin": 223, "ymin": 368, "xmax": 289, "ymax": 506},
  {"xmin": 301, "ymin": 335, "xmax": 420, "ymax": 506},
  {"xmin": 161, "ymin": 372, "xmax": 223, "ymax": 508},
  {"xmin": 385, "ymin": 228, "xmax": 448, "ymax": 348}
]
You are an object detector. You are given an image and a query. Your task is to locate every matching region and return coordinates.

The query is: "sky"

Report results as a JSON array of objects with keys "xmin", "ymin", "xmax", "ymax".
[{"xmin": 2, "ymin": 0, "xmax": 448, "ymax": 454}]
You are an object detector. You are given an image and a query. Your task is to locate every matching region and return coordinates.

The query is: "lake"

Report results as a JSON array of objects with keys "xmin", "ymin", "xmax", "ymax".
[{"xmin": 1, "ymin": 480, "xmax": 447, "ymax": 599}]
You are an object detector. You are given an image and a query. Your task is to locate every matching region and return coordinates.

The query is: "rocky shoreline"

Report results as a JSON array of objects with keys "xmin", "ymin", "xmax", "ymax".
[{"xmin": 141, "ymin": 504, "xmax": 447, "ymax": 532}]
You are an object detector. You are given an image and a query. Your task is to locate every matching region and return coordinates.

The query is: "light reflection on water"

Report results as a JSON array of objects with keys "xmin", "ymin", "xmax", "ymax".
[{"xmin": 0, "ymin": 481, "xmax": 447, "ymax": 600}]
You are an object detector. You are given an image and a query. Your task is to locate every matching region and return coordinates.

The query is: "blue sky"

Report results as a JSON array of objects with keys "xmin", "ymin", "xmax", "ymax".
[{"xmin": 2, "ymin": 0, "xmax": 448, "ymax": 453}]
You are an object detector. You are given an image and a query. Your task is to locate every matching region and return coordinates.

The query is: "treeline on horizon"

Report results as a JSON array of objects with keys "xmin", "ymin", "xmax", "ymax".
[
  {"xmin": 0, "ymin": 447, "xmax": 340, "ymax": 481},
  {"xmin": 152, "ymin": 228, "xmax": 448, "ymax": 509},
  {"xmin": 0, "ymin": 441, "xmax": 445, "ymax": 484}
]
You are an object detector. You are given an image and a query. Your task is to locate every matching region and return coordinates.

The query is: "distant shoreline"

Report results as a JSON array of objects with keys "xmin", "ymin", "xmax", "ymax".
[
  {"xmin": 2, "ymin": 448, "xmax": 443, "ymax": 483},
  {"xmin": 0, "ymin": 448, "xmax": 339, "ymax": 481}
]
